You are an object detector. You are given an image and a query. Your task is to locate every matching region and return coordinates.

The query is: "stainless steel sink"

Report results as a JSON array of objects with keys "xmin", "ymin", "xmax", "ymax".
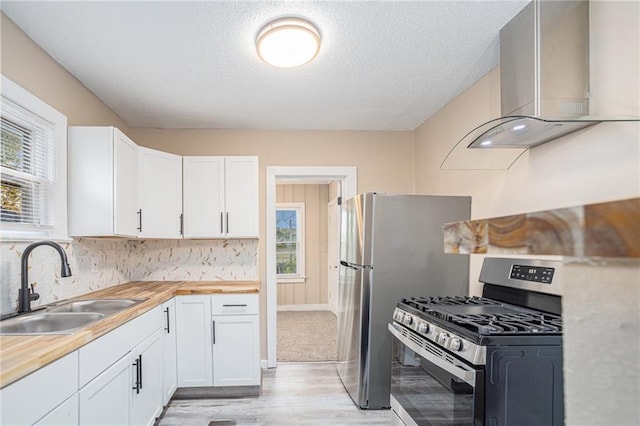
[
  {"xmin": 0, "ymin": 312, "xmax": 106, "ymax": 335},
  {"xmin": 0, "ymin": 298, "xmax": 146, "ymax": 335},
  {"xmin": 46, "ymin": 298, "xmax": 144, "ymax": 314}
]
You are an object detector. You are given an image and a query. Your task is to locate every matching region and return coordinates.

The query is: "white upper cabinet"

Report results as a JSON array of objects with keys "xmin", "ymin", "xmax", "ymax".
[
  {"xmin": 138, "ymin": 147, "xmax": 183, "ymax": 238},
  {"xmin": 225, "ymin": 157, "xmax": 259, "ymax": 238},
  {"xmin": 182, "ymin": 156, "xmax": 225, "ymax": 238},
  {"xmin": 183, "ymin": 156, "xmax": 258, "ymax": 238},
  {"xmin": 69, "ymin": 128, "xmax": 257, "ymax": 240},
  {"xmin": 68, "ymin": 126, "xmax": 138, "ymax": 237}
]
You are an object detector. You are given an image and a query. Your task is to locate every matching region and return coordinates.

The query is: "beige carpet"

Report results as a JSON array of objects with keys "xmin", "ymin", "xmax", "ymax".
[{"xmin": 277, "ymin": 310, "xmax": 337, "ymax": 362}]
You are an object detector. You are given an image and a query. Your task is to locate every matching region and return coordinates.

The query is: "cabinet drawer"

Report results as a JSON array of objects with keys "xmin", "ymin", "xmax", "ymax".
[
  {"xmin": 79, "ymin": 306, "xmax": 161, "ymax": 387},
  {"xmin": 0, "ymin": 351, "xmax": 78, "ymax": 426},
  {"xmin": 211, "ymin": 294, "xmax": 258, "ymax": 315}
]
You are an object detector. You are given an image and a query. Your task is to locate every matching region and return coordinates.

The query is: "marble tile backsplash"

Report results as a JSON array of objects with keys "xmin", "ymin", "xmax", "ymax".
[{"xmin": 0, "ymin": 238, "xmax": 258, "ymax": 315}]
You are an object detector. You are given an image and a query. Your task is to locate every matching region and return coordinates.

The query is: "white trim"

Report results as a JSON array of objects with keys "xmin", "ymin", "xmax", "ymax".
[
  {"xmin": 275, "ymin": 201, "xmax": 305, "ymax": 280},
  {"xmin": 277, "ymin": 303, "xmax": 330, "ymax": 312},
  {"xmin": 1, "ymin": 75, "xmax": 68, "ymax": 240},
  {"xmin": 276, "ymin": 277, "xmax": 307, "ymax": 283},
  {"xmin": 266, "ymin": 166, "xmax": 357, "ymax": 368},
  {"xmin": 260, "ymin": 359, "xmax": 269, "ymax": 369}
]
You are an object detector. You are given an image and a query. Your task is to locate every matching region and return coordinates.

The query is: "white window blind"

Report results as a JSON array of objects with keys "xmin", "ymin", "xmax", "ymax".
[{"xmin": 1, "ymin": 96, "xmax": 56, "ymax": 231}]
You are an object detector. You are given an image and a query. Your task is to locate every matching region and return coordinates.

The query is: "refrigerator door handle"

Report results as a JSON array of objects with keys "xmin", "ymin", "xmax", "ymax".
[
  {"xmin": 340, "ymin": 260, "xmax": 360, "ymax": 270},
  {"xmin": 340, "ymin": 260, "xmax": 372, "ymax": 271}
]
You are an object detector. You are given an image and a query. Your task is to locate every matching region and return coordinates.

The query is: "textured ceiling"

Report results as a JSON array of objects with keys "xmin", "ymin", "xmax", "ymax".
[{"xmin": 1, "ymin": 1, "xmax": 528, "ymax": 131}]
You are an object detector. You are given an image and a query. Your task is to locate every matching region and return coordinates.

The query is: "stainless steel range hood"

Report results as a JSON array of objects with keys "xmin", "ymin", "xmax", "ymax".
[{"xmin": 463, "ymin": 0, "xmax": 635, "ymax": 150}]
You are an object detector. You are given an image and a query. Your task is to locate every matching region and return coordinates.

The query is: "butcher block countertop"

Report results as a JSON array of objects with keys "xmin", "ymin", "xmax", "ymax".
[{"xmin": 0, "ymin": 280, "xmax": 260, "ymax": 389}]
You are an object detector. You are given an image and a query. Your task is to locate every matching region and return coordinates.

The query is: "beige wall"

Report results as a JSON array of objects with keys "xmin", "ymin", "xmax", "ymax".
[
  {"xmin": 0, "ymin": 13, "xmax": 130, "ymax": 131},
  {"xmin": 276, "ymin": 184, "xmax": 329, "ymax": 307},
  {"xmin": 414, "ymin": 2, "xmax": 640, "ymax": 425}
]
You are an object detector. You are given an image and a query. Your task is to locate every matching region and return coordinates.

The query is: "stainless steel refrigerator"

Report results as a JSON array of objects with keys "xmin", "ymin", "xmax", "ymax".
[{"xmin": 336, "ymin": 193, "xmax": 471, "ymax": 409}]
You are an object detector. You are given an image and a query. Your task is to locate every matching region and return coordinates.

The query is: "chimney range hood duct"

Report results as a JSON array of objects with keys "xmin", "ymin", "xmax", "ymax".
[{"xmin": 463, "ymin": 0, "xmax": 635, "ymax": 150}]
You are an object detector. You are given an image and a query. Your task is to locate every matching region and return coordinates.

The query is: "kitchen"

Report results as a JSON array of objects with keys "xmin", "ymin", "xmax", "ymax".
[{"xmin": 1, "ymin": 1, "xmax": 638, "ymax": 425}]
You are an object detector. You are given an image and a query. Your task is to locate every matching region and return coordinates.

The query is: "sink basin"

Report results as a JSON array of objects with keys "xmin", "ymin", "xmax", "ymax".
[
  {"xmin": 46, "ymin": 299, "xmax": 144, "ymax": 314},
  {"xmin": 0, "ymin": 312, "xmax": 106, "ymax": 335}
]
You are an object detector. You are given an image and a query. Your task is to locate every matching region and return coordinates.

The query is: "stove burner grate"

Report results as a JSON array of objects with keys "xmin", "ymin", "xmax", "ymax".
[{"xmin": 401, "ymin": 295, "xmax": 563, "ymax": 336}]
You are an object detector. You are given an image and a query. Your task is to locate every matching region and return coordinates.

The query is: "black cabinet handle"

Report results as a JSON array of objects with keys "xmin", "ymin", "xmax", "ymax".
[
  {"xmin": 220, "ymin": 212, "xmax": 223, "ymax": 234},
  {"xmin": 138, "ymin": 354, "xmax": 143, "ymax": 390},
  {"xmin": 132, "ymin": 358, "xmax": 140, "ymax": 394},
  {"xmin": 137, "ymin": 209, "xmax": 142, "ymax": 232},
  {"xmin": 212, "ymin": 320, "xmax": 216, "ymax": 345},
  {"xmin": 179, "ymin": 213, "xmax": 184, "ymax": 235},
  {"xmin": 164, "ymin": 307, "xmax": 170, "ymax": 333},
  {"xmin": 226, "ymin": 212, "xmax": 229, "ymax": 234},
  {"xmin": 222, "ymin": 304, "xmax": 247, "ymax": 308}
]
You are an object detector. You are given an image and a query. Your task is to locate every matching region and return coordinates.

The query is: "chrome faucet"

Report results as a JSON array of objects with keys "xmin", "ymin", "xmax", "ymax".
[{"xmin": 18, "ymin": 241, "xmax": 72, "ymax": 313}]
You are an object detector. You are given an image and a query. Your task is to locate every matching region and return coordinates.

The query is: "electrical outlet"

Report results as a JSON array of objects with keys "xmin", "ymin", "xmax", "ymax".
[{"xmin": 90, "ymin": 256, "xmax": 99, "ymax": 272}]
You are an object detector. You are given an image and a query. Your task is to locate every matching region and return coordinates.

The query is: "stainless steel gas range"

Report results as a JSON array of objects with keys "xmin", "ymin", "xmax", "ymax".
[{"xmin": 388, "ymin": 257, "xmax": 564, "ymax": 426}]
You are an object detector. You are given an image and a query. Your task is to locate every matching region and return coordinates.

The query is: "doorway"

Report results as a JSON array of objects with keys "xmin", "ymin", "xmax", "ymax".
[
  {"xmin": 274, "ymin": 182, "xmax": 339, "ymax": 362},
  {"xmin": 266, "ymin": 166, "xmax": 357, "ymax": 368}
]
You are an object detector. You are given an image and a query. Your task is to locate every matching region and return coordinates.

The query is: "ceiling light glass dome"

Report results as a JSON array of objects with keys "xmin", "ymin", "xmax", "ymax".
[{"xmin": 256, "ymin": 17, "xmax": 321, "ymax": 68}]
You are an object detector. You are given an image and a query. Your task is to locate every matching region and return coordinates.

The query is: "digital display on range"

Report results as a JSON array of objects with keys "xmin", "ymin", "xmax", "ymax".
[{"xmin": 510, "ymin": 264, "xmax": 555, "ymax": 283}]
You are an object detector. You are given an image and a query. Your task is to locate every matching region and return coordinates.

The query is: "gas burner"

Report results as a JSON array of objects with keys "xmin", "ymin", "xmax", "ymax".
[{"xmin": 399, "ymin": 295, "xmax": 563, "ymax": 337}]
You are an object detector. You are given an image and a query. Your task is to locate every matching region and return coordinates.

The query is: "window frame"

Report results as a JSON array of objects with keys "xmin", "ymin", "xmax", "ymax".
[
  {"xmin": 1, "ymin": 75, "xmax": 68, "ymax": 241},
  {"xmin": 275, "ymin": 202, "xmax": 306, "ymax": 283}
]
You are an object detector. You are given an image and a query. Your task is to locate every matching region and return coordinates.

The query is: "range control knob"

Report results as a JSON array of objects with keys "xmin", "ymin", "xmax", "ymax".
[
  {"xmin": 449, "ymin": 338, "xmax": 463, "ymax": 352},
  {"xmin": 417, "ymin": 322, "xmax": 430, "ymax": 334},
  {"xmin": 393, "ymin": 310, "xmax": 404, "ymax": 322},
  {"xmin": 437, "ymin": 332, "xmax": 450, "ymax": 346},
  {"xmin": 402, "ymin": 315, "xmax": 413, "ymax": 326}
]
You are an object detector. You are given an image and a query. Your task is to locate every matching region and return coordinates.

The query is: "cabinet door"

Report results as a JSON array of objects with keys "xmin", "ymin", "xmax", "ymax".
[
  {"xmin": 138, "ymin": 147, "xmax": 183, "ymax": 238},
  {"xmin": 175, "ymin": 296, "xmax": 213, "ymax": 387},
  {"xmin": 161, "ymin": 298, "xmax": 178, "ymax": 405},
  {"xmin": 79, "ymin": 354, "xmax": 130, "ymax": 426},
  {"xmin": 130, "ymin": 330, "xmax": 163, "ymax": 426},
  {"xmin": 1, "ymin": 351, "xmax": 78, "ymax": 426},
  {"xmin": 114, "ymin": 129, "xmax": 138, "ymax": 236},
  {"xmin": 224, "ymin": 156, "xmax": 259, "ymax": 238},
  {"xmin": 183, "ymin": 157, "xmax": 225, "ymax": 238},
  {"xmin": 35, "ymin": 394, "xmax": 79, "ymax": 426},
  {"xmin": 212, "ymin": 315, "xmax": 260, "ymax": 386}
]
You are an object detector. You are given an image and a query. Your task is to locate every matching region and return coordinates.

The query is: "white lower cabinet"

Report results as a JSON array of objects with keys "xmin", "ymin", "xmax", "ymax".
[
  {"xmin": 176, "ymin": 294, "xmax": 260, "ymax": 388},
  {"xmin": 212, "ymin": 314, "xmax": 260, "ymax": 386},
  {"xmin": 0, "ymin": 351, "xmax": 79, "ymax": 426},
  {"xmin": 79, "ymin": 306, "xmax": 163, "ymax": 426},
  {"xmin": 130, "ymin": 330, "xmax": 163, "ymax": 426},
  {"xmin": 35, "ymin": 393, "xmax": 79, "ymax": 425},
  {"xmin": 175, "ymin": 295, "xmax": 213, "ymax": 387},
  {"xmin": 161, "ymin": 298, "xmax": 178, "ymax": 405},
  {"xmin": 79, "ymin": 354, "xmax": 131, "ymax": 426}
]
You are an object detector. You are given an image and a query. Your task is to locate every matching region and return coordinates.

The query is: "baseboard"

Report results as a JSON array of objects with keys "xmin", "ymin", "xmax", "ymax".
[
  {"xmin": 261, "ymin": 359, "xmax": 269, "ymax": 369},
  {"xmin": 277, "ymin": 303, "xmax": 330, "ymax": 312},
  {"xmin": 173, "ymin": 386, "xmax": 260, "ymax": 399}
]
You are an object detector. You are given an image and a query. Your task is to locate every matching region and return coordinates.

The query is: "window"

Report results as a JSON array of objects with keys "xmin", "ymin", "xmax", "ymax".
[
  {"xmin": 1, "ymin": 76, "xmax": 68, "ymax": 240},
  {"xmin": 276, "ymin": 202, "xmax": 305, "ymax": 282}
]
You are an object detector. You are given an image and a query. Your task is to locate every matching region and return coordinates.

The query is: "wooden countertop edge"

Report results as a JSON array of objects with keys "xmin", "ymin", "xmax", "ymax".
[{"xmin": 0, "ymin": 280, "xmax": 260, "ymax": 389}]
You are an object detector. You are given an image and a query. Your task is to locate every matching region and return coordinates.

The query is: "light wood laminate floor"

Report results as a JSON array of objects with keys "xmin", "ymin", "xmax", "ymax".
[{"xmin": 158, "ymin": 362, "xmax": 391, "ymax": 425}]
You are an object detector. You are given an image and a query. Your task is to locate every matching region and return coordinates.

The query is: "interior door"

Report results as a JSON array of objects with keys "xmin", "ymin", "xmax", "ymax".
[{"xmin": 327, "ymin": 198, "xmax": 340, "ymax": 315}]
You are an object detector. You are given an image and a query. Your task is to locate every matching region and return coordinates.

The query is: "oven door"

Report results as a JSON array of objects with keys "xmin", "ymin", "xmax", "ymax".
[{"xmin": 388, "ymin": 323, "xmax": 484, "ymax": 426}]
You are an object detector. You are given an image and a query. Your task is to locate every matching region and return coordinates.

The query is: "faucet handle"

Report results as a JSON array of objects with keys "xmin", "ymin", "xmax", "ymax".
[{"xmin": 29, "ymin": 283, "xmax": 40, "ymax": 301}]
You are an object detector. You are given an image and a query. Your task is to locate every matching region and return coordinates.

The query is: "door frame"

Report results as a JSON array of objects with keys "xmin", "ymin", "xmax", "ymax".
[
  {"xmin": 327, "ymin": 197, "xmax": 340, "ymax": 315},
  {"xmin": 266, "ymin": 166, "xmax": 357, "ymax": 368}
]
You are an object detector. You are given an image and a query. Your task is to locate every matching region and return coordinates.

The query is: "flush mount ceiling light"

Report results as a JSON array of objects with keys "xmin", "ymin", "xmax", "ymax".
[{"xmin": 256, "ymin": 17, "xmax": 321, "ymax": 68}]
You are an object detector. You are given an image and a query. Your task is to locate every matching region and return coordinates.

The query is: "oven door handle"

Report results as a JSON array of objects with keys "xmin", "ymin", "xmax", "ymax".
[{"xmin": 388, "ymin": 323, "xmax": 476, "ymax": 387}]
